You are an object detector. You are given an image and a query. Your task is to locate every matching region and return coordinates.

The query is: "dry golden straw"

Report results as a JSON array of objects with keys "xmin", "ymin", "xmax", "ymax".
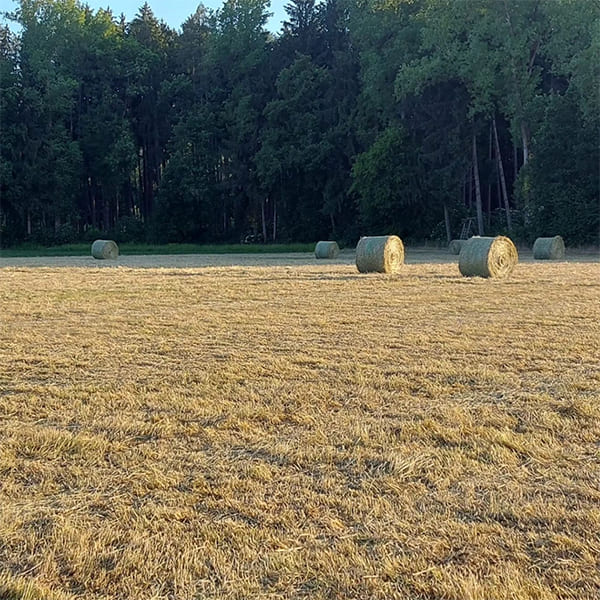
[
  {"xmin": 0, "ymin": 258, "xmax": 599, "ymax": 600},
  {"xmin": 448, "ymin": 239, "xmax": 466, "ymax": 255},
  {"xmin": 91, "ymin": 240, "xmax": 119, "ymax": 260},
  {"xmin": 533, "ymin": 236, "xmax": 565, "ymax": 260},
  {"xmin": 355, "ymin": 235, "xmax": 404, "ymax": 273},
  {"xmin": 314, "ymin": 241, "xmax": 340, "ymax": 259},
  {"xmin": 458, "ymin": 235, "xmax": 518, "ymax": 278}
]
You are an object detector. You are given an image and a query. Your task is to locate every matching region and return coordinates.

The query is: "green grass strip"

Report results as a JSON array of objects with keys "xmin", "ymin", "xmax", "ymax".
[{"xmin": 0, "ymin": 243, "xmax": 316, "ymax": 258}]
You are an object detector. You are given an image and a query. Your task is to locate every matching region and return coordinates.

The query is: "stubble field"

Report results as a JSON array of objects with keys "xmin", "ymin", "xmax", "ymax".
[{"xmin": 0, "ymin": 250, "xmax": 599, "ymax": 600}]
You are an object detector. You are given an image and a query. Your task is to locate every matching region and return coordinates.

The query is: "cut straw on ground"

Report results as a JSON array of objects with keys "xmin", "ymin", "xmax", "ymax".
[{"xmin": 0, "ymin": 256, "xmax": 599, "ymax": 600}]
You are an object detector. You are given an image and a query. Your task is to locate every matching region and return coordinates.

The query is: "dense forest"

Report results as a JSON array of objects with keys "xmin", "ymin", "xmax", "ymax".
[{"xmin": 0, "ymin": 0, "xmax": 598, "ymax": 247}]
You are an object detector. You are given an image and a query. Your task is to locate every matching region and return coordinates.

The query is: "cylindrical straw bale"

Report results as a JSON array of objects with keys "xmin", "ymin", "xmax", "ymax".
[
  {"xmin": 91, "ymin": 239, "xmax": 119, "ymax": 260},
  {"xmin": 315, "ymin": 241, "xmax": 340, "ymax": 259},
  {"xmin": 458, "ymin": 235, "xmax": 518, "ymax": 278},
  {"xmin": 448, "ymin": 239, "xmax": 466, "ymax": 255},
  {"xmin": 356, "ymin": 235, "xmax": 404, "ymax": 273},
  {"xmin": 533, "ymin": 236, "xmax": 565, "ymax": 260}
]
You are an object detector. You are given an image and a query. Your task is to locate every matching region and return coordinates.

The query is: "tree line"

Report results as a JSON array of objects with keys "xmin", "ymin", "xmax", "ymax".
[{"xmin": 1, "ymin": 0, "xmax": 598, "ymax": 248}]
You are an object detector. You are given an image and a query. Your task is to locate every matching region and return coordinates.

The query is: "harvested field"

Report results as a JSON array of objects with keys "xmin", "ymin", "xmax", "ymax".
[{"xmin": 0, "ymin": 250, "xmax": 599, "ymax": 600}]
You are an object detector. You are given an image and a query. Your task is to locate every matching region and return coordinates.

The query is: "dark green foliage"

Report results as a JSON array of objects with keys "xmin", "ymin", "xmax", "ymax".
[
  {"xmin": 0, "ymin": 0, "xmax": 597, "ymax": 248},
  {"xmin": 257, "ymin": 55, "xmax": 336, "ymax": 241},
  {"xmin": 521, "ymin": 94, "xmax": 599, "ymax": 245},
  {"xmin": 352, "ymin": 127, "xmax": 421, "ymax": 235},
  {"xmin": 153, "ymin": 106, "xmax": 222, "ymax": 243},
  {"xmin": 109, "ymin": 216, "xmax": 147, "ymax": 244}
]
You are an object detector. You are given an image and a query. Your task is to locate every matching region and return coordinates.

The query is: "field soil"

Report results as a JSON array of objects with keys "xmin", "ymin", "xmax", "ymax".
[{"xmin": 0, "ymin": 250, "xmax": 599, "ymax": 599}]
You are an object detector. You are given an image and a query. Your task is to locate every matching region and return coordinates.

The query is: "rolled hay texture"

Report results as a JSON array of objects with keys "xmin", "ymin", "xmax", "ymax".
[
  {"xmin": 91, "ymin": 239, "xmax": 119, "ymax": 260},
  {"xmin": 458, "ymin": 235, "xmax": 518, "ymax": 278},
  {"xmin": 356, "ymin": 235, "xmax": 404, "ymax": 274},
  {"xmin": 533, "ymin": 236, "xmax": 565, "ymax": 260},
  {"xmin": 315, "ymin": 241, "xmax": 340, "ymax": 259},
  {"xmin": 448, "ymin": 239, "xmax": 466, "ymax": 255}
]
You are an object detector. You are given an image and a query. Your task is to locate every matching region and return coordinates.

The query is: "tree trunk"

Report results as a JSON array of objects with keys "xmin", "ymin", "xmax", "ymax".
[
  {"xmin": 443, "ymin": 202, "xmax": 452, "ymax": 244},
  {"xmin": 520, "ymin": 121, "xmax": 531, "ymax": 225},
  {"xmin": 272, "ymin": 197, "xmax": 277, "ymax": 242},
  {"xmin": 129, "ymin": 177, "xmax": 135, "ymax": 218},
  {"xmin": 492, "ymin": 117, "xmax": 513, "ymax": 233},
  {"xmin": 487, "ymin": 123, "xmax": 492, "ymax": 228},
  {"xmin": 143, "ymin": 144, "xmax": 150, "ymax": 220},
  {"xmin": 154, "ymin": 121, "xmax": 161, "ymax": 185},
  {"xmin": 137, "ymin": 151, "xmax": 143, "ymax": 221},
  {"xmin": 496, "ymin": 160, "xmax": 501, "ymax": 222},
  {"xmin": 467, "ymin": 166, "xmax": 473, "ymax": 209},
  {"xmin": 102, "ymin": 187, "xmax": 110, "ymax": 231},
  {"xmin": 521, "ymin": 121, "xmax": 529, "ymax": 165},
  {"xmin": 513, "ymin": 138, "xmax": 518, "ymax": 183},
  {"xmin": 472, "ymin": 132, "xmax": 484, "ymax": 236},
  {"xmin": 261, "ymin": 197, "xmax": 268, "ymax": 242},
  {"xmin": 90, "ymin": 181, "xmax": 96, "ymax": 229}
]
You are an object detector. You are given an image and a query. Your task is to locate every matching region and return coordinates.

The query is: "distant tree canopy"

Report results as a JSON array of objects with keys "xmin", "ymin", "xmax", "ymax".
[{"xmin": 1, "ymin": 0, "xmax": 598, "ymax": 247}]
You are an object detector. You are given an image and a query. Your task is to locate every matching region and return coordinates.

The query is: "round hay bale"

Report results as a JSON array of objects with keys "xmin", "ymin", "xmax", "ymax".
[
  {"xmin": 356, "ymin": 235, "xmax": 404, "ymax": 274},
  {"xmin": 533, "ymin": 236, "xmax": 565, "ymax": 260},
  {"xmin": 458, "ymin": 235, "xmax": 518, "ymax": 278},
  {"xmin": 448, "ymin": 239, "xmax": 466, "ymax": 255},
  {"xmin": 91, "ymin": 239, "xmax": 119, "ymax": 260},
  {"xmin": 315, "ymin": 241, "xmax": 340, "ymax": 259}
]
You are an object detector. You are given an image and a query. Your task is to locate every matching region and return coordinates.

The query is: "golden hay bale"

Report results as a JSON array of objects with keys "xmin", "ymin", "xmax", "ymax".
[
  {"xmin": 355, "ymin": 235, "xmax": 404, "ymax": 273},
  {"xmin": 458, "ymin": 235, "xmax": 518, "ymax": 278},
  {"xmin": 448, "ymin": 239, "xmax": 466, "ymax": 255},
  {"xmin": 533, "ymin": 236, "xmax": 565, "ymax": 260},
  {"xmin": 314, "ymin": 241, "xmax": 340, "ymax": 259},
  {"xmin": 91, "ymin": 239, "xmax": 119, "ymax": 260}
]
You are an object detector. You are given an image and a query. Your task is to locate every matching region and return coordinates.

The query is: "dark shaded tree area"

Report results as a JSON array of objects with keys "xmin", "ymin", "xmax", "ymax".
[{"xmin": 1, "ymin": 0, "xmax": 598, "ymax": 247}]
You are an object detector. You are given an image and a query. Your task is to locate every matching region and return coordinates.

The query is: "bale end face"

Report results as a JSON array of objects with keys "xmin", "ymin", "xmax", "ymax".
[
  {"xmin": 448, "ymin": 239, "xmax": 466, "ymax": 255},
  {"xmin": 356, "ymin": 235, "xmax": 404, "ymax": 273},
  {"xmin": 315, "ymin": 241, "xmax": 340, "ymax": 259},
  {"xmin": 458, "ymin": 235, "xmax": 518, "ymax": 278},
  {"xmin": 91, "ymin": 240, "xmax": 119, "ymax": 260},
  {"xmin": 533, "ymin": 236, "xmax": 565, "ymax": 260}
]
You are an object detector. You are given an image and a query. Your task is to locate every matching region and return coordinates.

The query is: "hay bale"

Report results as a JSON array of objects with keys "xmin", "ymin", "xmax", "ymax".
[
  {"xmin": 533, "ymin": 236, "xmax": 565, "ymax": 260},
  {"xmin": 355, "ymin": 235, "xmax": 404, "ymax": 273},
  {"xmin": 91, "ymin": 239, "xmax": 119, "ymax": 260},
  {"xmin": 315, "ymin": 241, "xmax": 340, "ymax": 259},
  {"xmin": 448, "ymin": 239, "xmax": 466, "ymax": 255},
  {"xmin": 458, "ymin": 235, "xmax": 518, "ymax": 278}
]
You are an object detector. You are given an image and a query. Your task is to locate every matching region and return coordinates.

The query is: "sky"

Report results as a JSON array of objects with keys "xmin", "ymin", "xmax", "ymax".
[{"xmin": 0, "ymin": 1, "xmax": 289, "ymax": 33}]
